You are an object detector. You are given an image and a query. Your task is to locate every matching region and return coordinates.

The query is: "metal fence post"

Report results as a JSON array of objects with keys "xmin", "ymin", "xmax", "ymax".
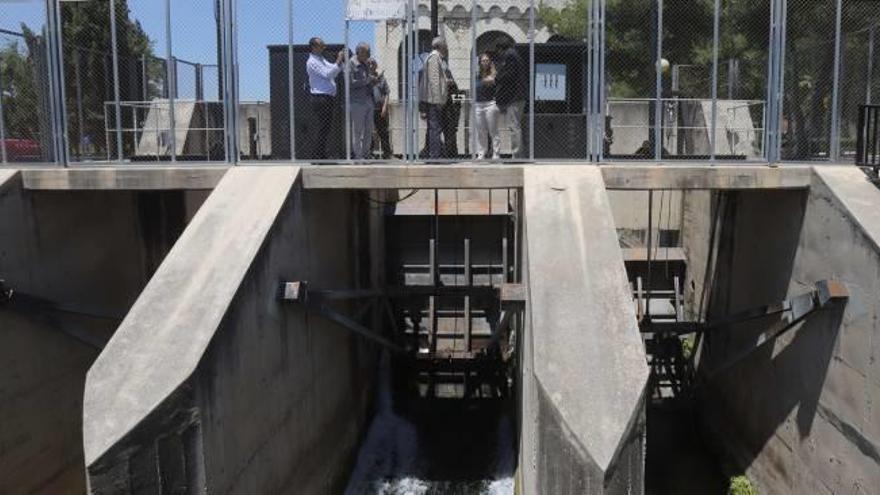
[
  {"xmin": 74, "ymin": 48, "xmax": 85, "ymax": 159},
  {"xmin": 224, "ymin": 0, "xmax": 240, "ymax": 163},
  {"xmin": 775, "ymin": 0, "xmax": 788, "ymax": 163},
  {"xmin": 344, "ymin": 19, "xmax": 351, "ymax": 161},
  {"xmin": 407, "ymin": 0, "xmax": 417, "ymax": 161},
  {"xmin": 109, "ymin": 0, "xmax": 124, "ymax": 161},
  {"xmin": 0, "ymin": 64, "xmax": 7, "ymax": 164},
  {"xmin": 470, "ymin": 0, "xmax": 477, "ymax": 160},
  {"xmin": 829, "ymin": 0, "xmax": 843, "ymax": 162},
  {"xmin": 141, "ymin": 54, "xmax": 148, "ymax": 100},
  {"xmin": 710, "ymin": 0, "xmax": 720, "ymax": 163},
  {"xmin": 599, "ymin": 0, "xmax": 607, "ymax": 161},
  {"xmin": 765, "ymin": 0, "xmax": 786, "ymax": 163},
  {"xmin": 868, "ymin": 25, "xmax": 876, "ymax": 104},
  {"xmin": 589, "ymin": 0, "xmax": 606, "ymax": 162},
  {"xmin": 196, "ymin": 63, "xmax": 204, "ymax": 101},
  {"xmin": 654, "ymin": 0, "xmax": 663, "ymax": 161},
  {"xmin": 287, "ymin": 0, "xmax": 296, "ymax": 160},
  {"xmin": 165, "ymin": 0, "xmax": 176, "ymax": 162},
  {"xmin": 528, "ymin": 0, "xmax": 535, "ymax": 162},
  {"xmin": 46, "ymin": 0, "xmax": 69, "ymax": 165},
  {"xmin": 586, "ymin": 0, "xmax": 592, "ymax": 161}
]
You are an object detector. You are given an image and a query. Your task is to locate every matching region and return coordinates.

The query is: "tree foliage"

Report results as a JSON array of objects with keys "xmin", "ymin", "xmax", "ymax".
[
  {"xmin": 60, "ymin": 0, "xmax": 160, "ymax": 155},
  {"xmin": 538, "ymin": 0, "xmax": 880, "ymax": 159},
  {"xmin": 1, "ymin": 26, "xmax": 42, "ymax": 142}
]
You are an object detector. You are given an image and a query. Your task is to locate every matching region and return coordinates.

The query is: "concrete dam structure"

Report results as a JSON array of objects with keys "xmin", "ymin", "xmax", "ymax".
[{"xmin": 1, "ymin": 164, "xmax": 879, "ymax": 494}]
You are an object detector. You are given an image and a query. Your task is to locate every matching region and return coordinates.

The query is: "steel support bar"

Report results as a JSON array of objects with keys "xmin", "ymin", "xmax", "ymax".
[
  {"xmin": 705, "ymin": 301, "xmax": 821, "ymax": 380},
  {"xmin": 287, "ymin": 0, "xmax": 296, "ymax": 159},
  {"xmin": 829, "ymin": 0, "xmax": 843, "ymax": 161},
  {"xmin": 0, "ymin": 64, "xmax": 6, "ymax": 163},
  {"xmin": 344, "ymin": 19, "xmax": 351, "ymax": 161},
  {"xmin": 869, "ymin": 25, "xmax": 876, "ymax": 104},
  {"xmin": 315, "ymin": 304, "xmax": 404, "ymax": 353},
  {"xmin": 45, "ymin": 0, "xmax": 69, "ymax": 164},
  {"xmin": 164, "ymin": 0, "xmax": 176, "ymax": 162},
  {"xmin": 220, "ymin": 0, "xmax": 240, "ymax": 163},
  {"xmin": 644, "ymin": 280, "xmax": 848, "ymax": 337},
  {"xmin": 470, "ymin": 0, "xmax": 477, "ymax": 159},
  {"xmin": 278, "ymin": 282, "xmax": 502, "ymax": 302},
  {"xmin": 528, "ymin": 0, "xmax": 536, "ymax": 161},
  {"xmin": 654, "ymin": 0, "xmax": 664, "ymax": 160},
  {"xmin": 109, "ymin": 0, "xmax": 124, "ymax": 161},
  {"xmin": 710, "ymin": 0, "xmax": 720, "ymax": 162}
]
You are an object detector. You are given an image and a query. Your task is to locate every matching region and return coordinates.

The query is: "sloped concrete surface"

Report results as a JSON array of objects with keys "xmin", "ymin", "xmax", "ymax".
[
  {"xmin": 522, "ymin": 166, "xmax": 649, "ymax": 493},
  {"xmin": 0, "ymin": 169, "xmax": 18, "ymax": 193},
  {"xmin": 698, "ymin": 166, "xmax": 880, "ymax": 494},
  {"xmin": 83, "ymin": 166, "xmax": 300, "ymax": 466}
]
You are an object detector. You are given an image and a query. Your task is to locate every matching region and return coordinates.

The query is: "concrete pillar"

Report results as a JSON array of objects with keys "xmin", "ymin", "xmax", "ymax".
[
  {"xmin": 520, "ymin": 166, "xmax": 649, "ymax": 494},
  {"xmin": 83, "ymin": 167, "xmax": 379, "ymax": 493}
]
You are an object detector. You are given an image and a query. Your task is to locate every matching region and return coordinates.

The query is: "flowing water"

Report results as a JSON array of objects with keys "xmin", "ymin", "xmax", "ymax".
[{"xmin": 345, "ymin": 354, "xmax": 516, "ymax": 494}]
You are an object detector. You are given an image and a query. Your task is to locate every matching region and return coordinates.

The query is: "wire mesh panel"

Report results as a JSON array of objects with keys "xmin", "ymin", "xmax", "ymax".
[
  {"xmin": 533, "ymin": 2, "xmax": 589, "ymax": 160},
  {"xmin": 781, "ymin": 0, "xmax": 837, "ymax": 161},
  {"xmin": 0, "ymin": 0, "xmax": 51, "ymax": 163},
  {"xmin": 170, "ymin": 0, "xmax": 225, "ymax": 161},
  {"xmin": 235, "ymin": 0, "xmax": 285, "ymax": 161},
  {"xmin": 111, "ymin": 0, "xmax": 170, "ymax": 163},
  {"xmin": 661, "ymin": 0, "xmax": 715, "ymax": 159},
  {"xmin": 9, "ymin": 0, "xmax": 879, "ymax": 166},
  {"xmin": 837, "ymin": 1, "xmax": 880, "ymax": 161},
  {"xmin": 344, "ymin": 19, "xmax": 394, "ymax": 161},
  {"xmin": 605, "ymin": 0, "xmax": 656, "ymax": 159},
  {"xmin": 289, "ymin": 0, "xmax": 347, "ymax": 162},
  {"xmin": 713, "ymin": 0, "xmax": 769, "ymax": 160},
  {"xmin": 60, "ymin": 0, "xmax": 118, "ymax": 161}
]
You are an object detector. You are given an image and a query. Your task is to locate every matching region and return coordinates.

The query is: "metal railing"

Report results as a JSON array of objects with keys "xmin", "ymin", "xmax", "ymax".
[
  {"xmin": 1, "ymin": 0, "xmax": 879, "ymax": 166},
  {"xmin": 856, "ymin": 104, "xmax": 880, "ymax": 172}
]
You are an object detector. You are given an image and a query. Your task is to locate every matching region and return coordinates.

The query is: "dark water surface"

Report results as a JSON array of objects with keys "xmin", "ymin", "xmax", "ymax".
[{"xmin": 345, "ymin": 356, "xmax": 516, "ymax": 494}]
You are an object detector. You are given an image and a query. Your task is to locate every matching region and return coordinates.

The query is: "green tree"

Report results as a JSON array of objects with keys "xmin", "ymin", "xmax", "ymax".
[
  {"xmin": 60, "ymin": 0, "xmax": 159, "ymax": 157},
  {"xmin": 0, "ymin": 27, "xmax": 42, "ymax": 144}
]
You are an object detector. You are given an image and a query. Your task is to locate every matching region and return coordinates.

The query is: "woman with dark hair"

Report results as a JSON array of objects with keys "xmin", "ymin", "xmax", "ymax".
[{"xmin": 473, "ymin": 52, "xmax": 501, "ymax": 160}]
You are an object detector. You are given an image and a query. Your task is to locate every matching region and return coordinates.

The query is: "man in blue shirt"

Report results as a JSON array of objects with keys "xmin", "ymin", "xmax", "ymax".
[{"xmin": 306, "ymin": 37, "xmax": 344, "ymax": 160}]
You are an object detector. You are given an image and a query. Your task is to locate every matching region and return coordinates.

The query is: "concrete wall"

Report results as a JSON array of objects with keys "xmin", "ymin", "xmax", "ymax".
[
  {"xmin": 680, "ymin": 189, "xmax": 714, "ymax": 321},
  {"xmin": 697, "ymin": 167, "xmax": 880, "ymax": 493},
  {"xmin": 520, "ymin": 166, "xmax": 649, "ymax": 494},
  {"xmin": 607, "ymin": 190, "xmax": 683, "ymax": 248},
  {"xmin": 83, "ymin": 167, "xmax": 379, "ymax": 493},
  {"xmin": 0, "ymin": 172, "xmax": 209, "ymax": 493}
]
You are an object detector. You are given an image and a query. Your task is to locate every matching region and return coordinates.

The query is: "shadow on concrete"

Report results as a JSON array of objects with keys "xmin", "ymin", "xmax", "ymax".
[{"xmin": 696, "ymin": 189, "xmax": 845, "ymax": 476}]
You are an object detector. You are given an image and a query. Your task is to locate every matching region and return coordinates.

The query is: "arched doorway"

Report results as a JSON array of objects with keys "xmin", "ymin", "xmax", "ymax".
[
  {"xmin": 475, "ymin": 31, "xmax": 516, "ymax": 59},
  {"xmin": 396, "ymin": 29, "xmax": 433, "ymax": 99}
]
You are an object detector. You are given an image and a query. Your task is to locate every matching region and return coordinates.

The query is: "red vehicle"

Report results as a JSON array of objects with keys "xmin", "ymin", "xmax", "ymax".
[{"xmin": 2, "ymin": 139, "xmax": 42, "ymax": 162}]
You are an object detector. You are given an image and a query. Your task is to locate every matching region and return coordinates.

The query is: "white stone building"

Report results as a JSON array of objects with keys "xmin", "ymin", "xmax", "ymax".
[
  {"xmin": 370, "ymin": 0, "xmax": 569, "ymax": 153},
  {"xmin": 373, "ymin": 0, "xmax": 567, "ymax": 100}
]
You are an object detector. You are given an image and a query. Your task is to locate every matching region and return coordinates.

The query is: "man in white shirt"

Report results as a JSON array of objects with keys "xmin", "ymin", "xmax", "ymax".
[{"xmin": 306, "ymin": 37, "xmax": 344, "ymax": 159}]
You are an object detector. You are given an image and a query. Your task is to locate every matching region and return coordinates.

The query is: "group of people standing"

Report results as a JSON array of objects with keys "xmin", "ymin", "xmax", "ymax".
[
  {"xmin": 306, "ymin": 37, "xmax": 392, "ymax": 160},
  {"xmin": 305, "ymin": 34, "xmax": 526, "ymax": 162},
  {"xmin": 420, "ymin": 36, "xmax": 526, "ymax": 160}
]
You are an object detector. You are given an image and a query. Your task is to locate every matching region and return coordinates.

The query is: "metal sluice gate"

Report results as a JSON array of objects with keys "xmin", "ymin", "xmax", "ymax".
[{"xmin": 281, "ymin": 189, "xmax": 523, "ymax": 400}]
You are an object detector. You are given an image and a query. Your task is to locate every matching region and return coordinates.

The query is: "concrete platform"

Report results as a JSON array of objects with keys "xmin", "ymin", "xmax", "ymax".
[{"xmin": 1, "ymin": 162, "xmax": 878, "ymax": 494}]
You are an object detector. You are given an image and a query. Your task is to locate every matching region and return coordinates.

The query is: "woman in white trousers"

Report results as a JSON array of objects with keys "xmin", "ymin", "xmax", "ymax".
[{"xmin": 473, "ymin": 53, "xmax": 501, "ymax": 160}]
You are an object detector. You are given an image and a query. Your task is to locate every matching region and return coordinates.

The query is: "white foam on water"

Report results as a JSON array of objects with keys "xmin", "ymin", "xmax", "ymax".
[
  {"xmin": 345, "ymin": 352, "xmax": 516, "ymax": 494},
  {"xmin": 487, "ymin": 477, "xmax": 515, "ymax": 495}
]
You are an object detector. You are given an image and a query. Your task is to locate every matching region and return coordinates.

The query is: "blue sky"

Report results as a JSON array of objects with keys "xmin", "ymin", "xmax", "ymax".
[{"xmin": 1, "ymin": 0, "xmax": 375, "ymax": 100}]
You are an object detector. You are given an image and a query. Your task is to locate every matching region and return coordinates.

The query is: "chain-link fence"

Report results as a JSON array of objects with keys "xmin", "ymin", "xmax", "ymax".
[
  {"xmin": 1, "ymin": 22, "xmax": 50, "ymax": 163},
  {"xmin": 3, "ymin": 0, "xmax": 880, "ymax": 165},
  {"xmin": 838, "ymin": 2, "xmax": 880, "ymax": 160}
]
